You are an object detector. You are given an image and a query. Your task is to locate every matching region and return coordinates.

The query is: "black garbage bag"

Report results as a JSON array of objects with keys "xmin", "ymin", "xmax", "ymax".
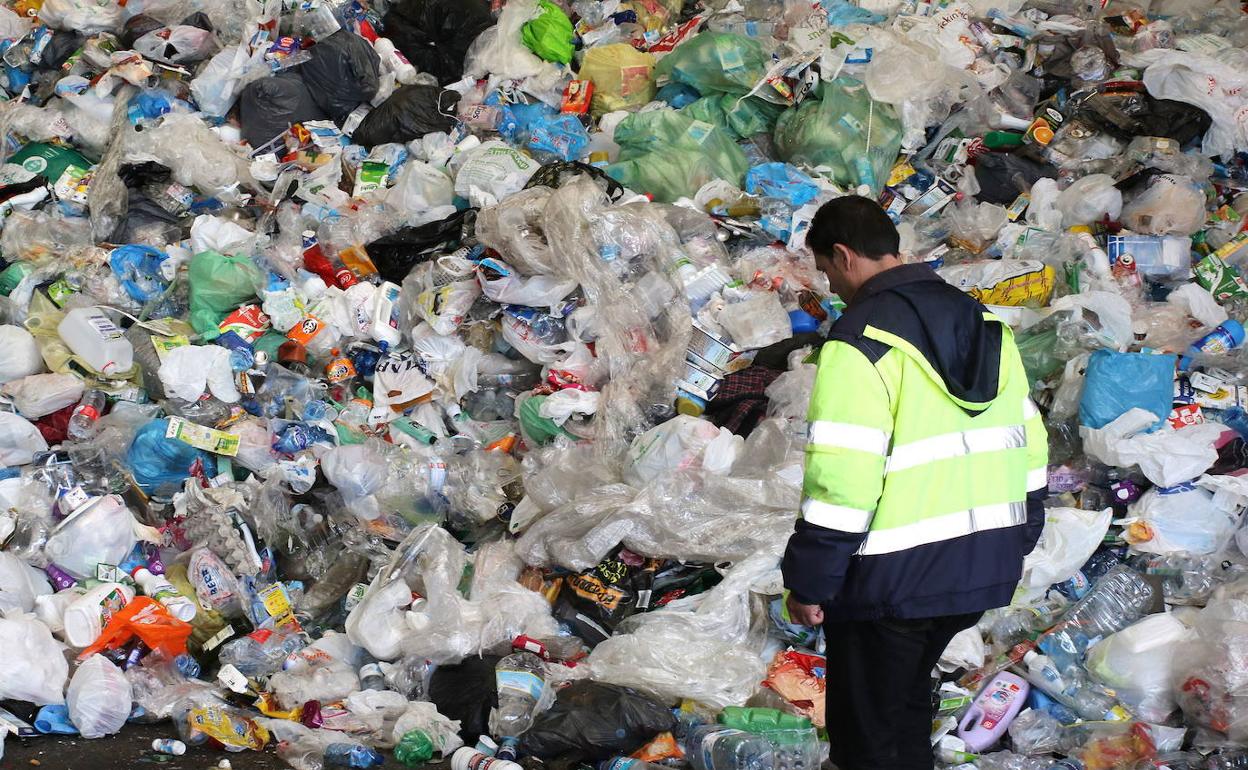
[
  {"xmin": 300, "ymin": 29, "xmax": 381, "ymax": 124},
  {"xmin": 427, "ymin": 655, "xmax": 500, "ymax": 744},
  {"xmin": 352, "ymin": 84, "xmax": 460, "ymax": 149},
  {"xmin": 552, "ymin": 549, "xmax": 661, "ymax": 648},
  {"xmin": 382, "ymin": 0, "xmax": 493, "ymax": 85},
  {"xmin": 974, "ymin": 152, "xmax": 1057, "ymax": 206},
  {"xmin": 239, "ymin": 73, "xmax": 327, "ymax": 149},
  {"xmin": 366, "ymin": 207, "xmax": 475, "ymax": 283},
  {"xmin": 521, "ymin": 681, "xmax": 677, "ymax": 760}
]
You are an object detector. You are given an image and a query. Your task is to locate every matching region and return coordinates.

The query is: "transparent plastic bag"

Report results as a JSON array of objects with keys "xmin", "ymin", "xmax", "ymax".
[
  {"xmin": 66, "ymin": 655, "xmax": 132, "ymax": 739},
  {"xmin": 586, "ymin": 554, "xmax": 775, "ymax": 709},
  {"xmin": 1055, "ymin": 174, "xmax": 1122, "ymax": 227},
  {"xmin": 1007, "ymin": 709, "xmax": 1061, "ymax": 756},
  {"xmin": 1085, "ymin": 613, "xmax": 1192, "ymax": 722},
  {"xmin": 2, "ymin": 372, "xmax": 84, "ymax": 419},
  {"xmin": 1121, "ymin": 174, "xmax": 1208, "ymax": 236}
]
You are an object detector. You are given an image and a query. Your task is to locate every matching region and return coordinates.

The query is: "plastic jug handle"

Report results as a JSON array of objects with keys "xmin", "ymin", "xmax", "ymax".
[{"xmin": 957, "ymin": 706, "xmax": 983, "ymax": 733}]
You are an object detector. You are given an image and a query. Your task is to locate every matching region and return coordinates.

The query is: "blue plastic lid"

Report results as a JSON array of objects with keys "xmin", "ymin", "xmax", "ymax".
[{"xmin": 789, "ymin": 309, "xmax": 819, "ymax": 334}]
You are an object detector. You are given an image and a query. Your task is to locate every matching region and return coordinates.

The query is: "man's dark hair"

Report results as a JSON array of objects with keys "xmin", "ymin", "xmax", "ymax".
[{"xmin": 806, "ymin": 195, "xmax": 900, "ymax": 261}]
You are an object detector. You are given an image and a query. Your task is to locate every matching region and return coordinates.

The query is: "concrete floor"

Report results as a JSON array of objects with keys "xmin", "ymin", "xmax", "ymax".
[{"xmin": 2, "ymin": 721, "xmax": 292, "ymax": 770}]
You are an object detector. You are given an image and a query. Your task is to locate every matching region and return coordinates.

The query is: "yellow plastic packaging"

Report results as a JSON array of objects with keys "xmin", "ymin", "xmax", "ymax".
[{"xmin": 578, "ymin": 44, "xmax": 656, "ymax": 116}]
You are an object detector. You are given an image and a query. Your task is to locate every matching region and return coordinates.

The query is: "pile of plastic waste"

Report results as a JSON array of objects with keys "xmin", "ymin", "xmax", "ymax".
[{"xmin": 3, "ymin": 0, "xmax": 1248, "ymax": 767}]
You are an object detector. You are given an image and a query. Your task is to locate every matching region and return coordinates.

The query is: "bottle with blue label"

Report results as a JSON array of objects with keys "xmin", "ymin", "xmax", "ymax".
[
  {"xmin": 1182, "ymin": 320, "xmax": 1246, "ymax": 370},
  {"xmin": 492, "ymin": 651, "xmax": 548, "ymax": 758}
]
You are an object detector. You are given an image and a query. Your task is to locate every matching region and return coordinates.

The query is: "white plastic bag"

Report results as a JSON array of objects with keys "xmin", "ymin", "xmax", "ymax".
[
  {"xmin": 37, "ymin": 0, "xmax": 122, "ymax": 33},
  {"xmin": 44, "ymin": 495, "xmax": 151, "ymax": 581},
  {"xmin": 1016, "ymin": 507, "xmax": 1112, "ymax": 602},
  {"xmin": 0, "ymin": 325, "xmax": 44, "ymax": 382},
  {"xmin": 717, "ymin": 292, "xmax": 793, "ymax": 350},
  {"xmin": 939, "ymin": 626, "xmax": 986, "ymax": 674},
  {"xmin": 189, "ymin": 214, "xmax": 259, "ymax": 257},
  {"xmin": 0, "ymin": 614, "xmax": 68, "ymax": 705},
  {"xmin": 345, "ymin": 577, "xmax": 414, "ymax": 660},
  {"xmin": 1168, "ymin": 283, "xmax": 1228, "ymax": 329},
  {"xmin": 1056, "ymin": 174, "xmax": 1122, "ymax": 226},
  {"xmin": 1081, "ymin": 409, "xmax": 1224, "ymax": 488},
  {"xmin": 1120, "ymin": 482, "xmax": 1240, "ymax": 555},
  {"xmin": 624, "ymin": 416, "xmax": 744, "ymax": 485},
  {"xmin": 538, "ymin": 389, "xmax": 601, "ymax": 426},
  {"xmin": 2, "ymin": 372, "xmax": 84, "ymax": 419},
  {"xmin": 1049, "ymin": 291, "xmax": 1135, "ymax": 350},
  {"xmin": 158, "ymin": 344, "xmax": 241, "ymax": 403},
  {"xmin": 453, "ymin": 141, "xmax": 541, "ymax": 208},
  {"xmin": 321, "ymin": 444, "xmax": 388, "ymax": 521},
  {"xmin": 478, "ymin": 259, "xmax": 578, "ymax": 310},
  {"xmin": 0, "ymin": 552, "xmax": 53, "ymax": 614},
  {"xmin": 0, "ymin": 412, "xmax": 48, "ymax": 467},
  {"xmin": 1143, "ymin": 50, "xmax": 1248, "ymax": 158},
  {"xmin": 386, "ymin": 161, "xmax": 456, "ymax": 227},
  {"xmin": 392, "ymin": 702, "xmax": 464, "ymax": 755},
  {"xmin": 1085, "ymin": 613, "xmax": 1193, "ymax": 722},
  {"xmin": 67, "ymin": 655, "xmax": 133, "ymax": 739},
  {"xmin": 190, "ymin": 38, "xmax": 272, "ymax": 118}
]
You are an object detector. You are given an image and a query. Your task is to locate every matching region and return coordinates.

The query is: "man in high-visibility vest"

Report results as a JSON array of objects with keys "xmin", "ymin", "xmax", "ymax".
[{"xmin": 782, "ymin": 196, "xmax": 1048, "ymax": 770}]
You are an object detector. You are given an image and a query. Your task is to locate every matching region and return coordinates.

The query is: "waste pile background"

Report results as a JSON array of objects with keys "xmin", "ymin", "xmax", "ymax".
[{"xmin": 2, "ymin": 0, "xmax": 1248, "ymax": 768}]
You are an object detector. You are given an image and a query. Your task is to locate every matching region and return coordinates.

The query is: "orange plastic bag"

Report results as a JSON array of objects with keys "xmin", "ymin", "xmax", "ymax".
[
  {"xmin": 762, "ymin": 650, "xmax": 826, "ymax": 728},
  {"xmin": 80, "ymin": 597, "xmax": 193, "ymax": 659}
]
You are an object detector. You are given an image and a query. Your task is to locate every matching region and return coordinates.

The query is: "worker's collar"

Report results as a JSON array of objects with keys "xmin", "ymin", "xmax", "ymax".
[{"xmin": 849, "ymin": 263, "xmax": 942, "ymax": 307}]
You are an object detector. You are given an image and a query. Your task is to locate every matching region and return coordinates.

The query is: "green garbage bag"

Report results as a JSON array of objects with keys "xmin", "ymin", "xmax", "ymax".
[
  {"xmin": 579, "ymin": 43, "xmax": 656, "ymax": 116},
  {"xmin": 682, "ymin": 94, "xmax": 784, "ymax": 139},
  {"xmin": 187, "ymin": 251, "xmax": 262, "ymax": 337},
  {"xmin": 522, "ymin": 0, "xmax": 575, "ymax": 64},
  {"xmin": 655, "ymin": 32, "xmax": 769, "ymax": 96},
  {"xmin": 773, "ymin": 77, "xmax": 903, "ymax": 194},
  {"xmin": 607, "ymin": 109, "xmax": 749, "ymax": 203},
  {"xmin": 518, "ymin": 395, "xmax": 575, "ymax": 446}
]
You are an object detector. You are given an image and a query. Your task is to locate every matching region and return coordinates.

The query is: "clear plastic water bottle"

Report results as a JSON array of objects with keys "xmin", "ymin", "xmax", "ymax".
[
  {"xmin": 989, "ymin": 596, "xmax": 1067, "ymax": 649},
  {"xmin": 67, "ymin": 389, "xmax": 107, "ymax": 441},
  {"xmin": 682, "ymin": 725, "xmax": 776, "ymax": 770},
  {"xmin": 218, "ymin": 627, "xmax": 307, "ymax": 677},
  {"xmin": 323, "ymin": 743, "xmax": 384, "ymax": 768},
  {"xmin": 1037, "ymin": 565, "xmax": 1155, "ymax": 675},
  {"xmin": 492, "ymin": 651, "xmax": 548, "ymax": 757}
]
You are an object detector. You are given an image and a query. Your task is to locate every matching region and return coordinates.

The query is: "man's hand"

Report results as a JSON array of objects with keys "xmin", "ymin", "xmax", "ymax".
[{"xmin": 786, "ymin": 594, "xmax": 825, "ymax": 627}]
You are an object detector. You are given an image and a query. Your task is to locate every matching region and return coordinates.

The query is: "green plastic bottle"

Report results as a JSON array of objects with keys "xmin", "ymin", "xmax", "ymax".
[
  {"xmin": 717, "ymin": 706, "xmax": 811, "ymax": 732},
  {"xmin": 394, "ymin": 729, "xmax": 435, "ymax": 766}
]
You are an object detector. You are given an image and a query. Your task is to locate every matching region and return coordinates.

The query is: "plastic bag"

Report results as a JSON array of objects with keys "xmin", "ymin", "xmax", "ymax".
[
  {"xmin": 44, "ymin": 494, "xmax": 149, "ymax": 580},
  {"xmin": 301, "ymin": 29, "xmax": 381, "ymax": 123},
  {"xmin": 352, "ymin": 85, "xmax": 459, "ymax": 149},
  {"xmin": 463, "ymin": 0, "xmax": 554, "ymax": 82},
  {"xmin": 773, "ymin": 77, "xmax": 902, "ymax": 194},
  {"xmin": 367, "ymin": 208, "xmax": 474, "ymax": 283},
  {"xmin": 1079, "ymin": 350, "xmax": 1177, "ymax": 430},
  {"xmin": 478, "ymin": 257, "xmax": 577, "ymax": 309},
  {"xmin": 1055, "ymin": 174, "xmax": 1122, "ymax": 227},
  {"xmin": 586, "ymin": 554, "xmax": 774, "ymax": 709},
  {"xmin": 1016, "ymin": 507, "xmax": 1112, "ymax": 603},
  {"xmin": 386, "ymin": 161, "xmax": 456, "ymax": 227},
  {"xmin": 1081, "ymin": 409, "xmax": 1224, "ymax": 488},
  {"xmin": 392, "ymin": 701, "xmax": 464, "ymax": 755},
  {"xmin": 520, "ymin": 681, "xmax": 676, "ymax": 760},
  {"xmin": 1121, "ymin": 174, "xmax": 1208, "ymax": 237},
  {"xmin": 187, "ymin": 250, "xmax": 262, "ymax": 336},
  {"xmin": 159, "ymin": 345, "xmax": 240, "ymax": 403},
  {"xmin": 0, "ymin": 412, "xmax": 49, "ymax": 466},
  {"xmin": 0, "ymin": 552, "xmax": 52, "ymax": 614},
  {"xmin": 607, "ymin": 110, "xmax": 749, "ymax": 203},
  {"xmin": 126, "ymin": 419, "xmax": 217, "ymax": 494},
  {"xmin": 190, "ymin": 31, "xmax": 271, "ymax": 118},
  {"xmin": 239, "ymin": 74, "xmax": 326, "ymax": 149},
  {"xmin": 1120, "ymin": 482, "xmax": 1239, "ymax": 556},
  {"xmin": 383, "ymin": 0, "xmax": 493, "ymax": 85},
  {"xmin": 2, "ymin": 372, "xmax": 83, "ymax": 419},
  {"xmin": 1086, "ymin": 613, "xmax": 1192, "ymax": 722},
  {"xmin": 578, "ymin": 44, "xmax": 656, "ymax": 115},
  {"xmin": 37, "ymin": 0, "xmax": 121, "ymax": 33},
  {"xmin": 454, "ymin": 141, "xmax": 542, "ymax": 208},
  {"xmin": 654, "ymin": 32, "xmax": 770, "ymax": 96},
  {"xmin": 744, "ymin": 163, "xmax": 820, "ymax": 207},
  {"xmin": 717, "ymin": 292, "xmax": 792, "ymax": 350},
  {"xmin": 427, "ymin": 655, "xmax": 500, "ymax": 744},
  {"xmin": 682, "ymin": 94, "xmax": 785, "ymax": 140},
  {"xmin": 1142, "ymin": 50, "xmax": 1248, "ymax": 159},
  {"xmin": 66, "ymin": 655, "xmax": 132, "ymax": 739},
  {"xmin": 0, "ymin": 614, "xmax": 68, "ymax": 705},
  {"xmin": 320, "ymin": 443, "xmax": 388, "ymax": 520},
  {"xmin": 522, "ymin": 0, "xmax": 574, "ymax": 64},
  {"xmin": 623, "ymin": 415, "xmax": 743, "ymax": 485},
  {"xmin": 1007, "ymin": 709, "xmax": 1062, "ymax": 756},
  {"xmin": 0, "ymin": 325, "xmax": 44, "ymax": 382}
]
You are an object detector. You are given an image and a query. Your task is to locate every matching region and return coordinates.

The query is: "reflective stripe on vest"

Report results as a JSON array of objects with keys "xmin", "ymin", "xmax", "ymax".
[
  {"xmin": 855, "ymin": 501, "xmax": 1027, "ymax": 556},
  {"xmin": 885, "ymin": 425, "xmax": 1026, "ymax": 474}
]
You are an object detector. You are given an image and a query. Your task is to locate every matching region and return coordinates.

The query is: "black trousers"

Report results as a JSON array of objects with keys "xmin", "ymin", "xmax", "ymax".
[{"xmin": 823, "ymin": 612, "xmax": 983, "ymax": 770}]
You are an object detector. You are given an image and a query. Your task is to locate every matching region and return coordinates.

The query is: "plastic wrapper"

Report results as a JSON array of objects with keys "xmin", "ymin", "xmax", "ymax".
[
  {"xmin": 578, "ymin": 44, "xmax": 656, "ymax": 115},
  {"xmin": 1008, "ymin": 709, "xmax": 1062, "ymax": 756},
  {"xmin": 586, "ymin": 554, "xmax": 776, "ymax": 709},
  {"xmin": 1086, "ymin": 613, "xmax": 1193, "ymax": 722}
]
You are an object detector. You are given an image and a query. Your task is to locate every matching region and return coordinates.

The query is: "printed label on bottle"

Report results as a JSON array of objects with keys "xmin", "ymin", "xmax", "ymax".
[
  {"xmin": 496, "ymin": 669, "xmax": 544, "ymax": 701},
  {"xmin": 88, "ymin": 311, "xmax": 123, "ymax": 340},
  {"xmin": 217, "ymin": 663, "xmax": 251, "ymax": 694}
]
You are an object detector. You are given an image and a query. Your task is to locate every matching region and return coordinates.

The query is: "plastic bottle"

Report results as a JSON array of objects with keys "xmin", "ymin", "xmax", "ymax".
[
  {"xmin": 372, "ymin": 37, "xmax": 418, "ymax": 84},
  {"xmin": 57, "ymin": 306, "xmax": 134, "ymax": 375},
  {"xmin": 218, "ymin": 627, "xmax": 307, "ymax": 677},
  {"xmin": 323, "ymin": 743, "xmax": 384, "ymax": 767},
  {"xmin": 492, "ymin": 651, "xmax": 547, "ymax": 757},
  {"xmin": 956, "ymin": 672, "xmax": 1029, "ymax": 752},
  {"xmin": 451, "ymin": 747, "xmax": 523, "ymax": 770},
  {"xmin": 358, "ymin": 662, "xmax": 387, "ymax": 691},
  {"xmin": 599, "ymin": 759, "xmax": 672, "ymax": 770},
  {"xmin": 682, "ymin": 725, "xmax": 776, "ymax": 770},
  {"xmin": 63, "ymin": 582, "xmax": 136, "ymax": 648},
  {"xmin": 1037, "ymin": 565, "xmax": 1155, "ymax": 675},
  {"xmin": 1190, "ymin": 320, "xmax": 1246, "ymax": 357},
  {"xmin": 1020, "ymin": 651, "xmax": 1128, "ymax": 722},
  {"xmin": 152, "ymin": 739, "xmax": 187, "ymax": 755},
  {"xmin": 989, "ymin": 597, "xmax": 1067, "ymax": 649},
  {"xmin": 67, "ymin": 388, "xmax": 107, "ymax": 441},
  {"xmin": 131, "ymin": 566, "xmax": 197, "ymax": 622}
]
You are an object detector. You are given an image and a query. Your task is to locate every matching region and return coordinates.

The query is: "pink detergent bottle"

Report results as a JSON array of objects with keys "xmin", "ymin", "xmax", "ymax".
[{"xmin": 956, "ymin": 671, "xmax": 1030, "ymax": 752}]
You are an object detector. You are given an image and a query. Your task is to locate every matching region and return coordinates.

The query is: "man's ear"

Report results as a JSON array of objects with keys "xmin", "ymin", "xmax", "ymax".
[{"xmin": 833, "ymin": 243, "xmax": 855, "ymax": 270}]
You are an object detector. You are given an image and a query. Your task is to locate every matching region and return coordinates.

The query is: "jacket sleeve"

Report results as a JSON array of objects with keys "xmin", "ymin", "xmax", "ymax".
[
  {"xmin": 1022, "ymin": 392, "xmax": 1049, "ymax": 555},
  {"xmin": 781, "ymin": 340, "xmax": 894, "ymax": 605}
]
